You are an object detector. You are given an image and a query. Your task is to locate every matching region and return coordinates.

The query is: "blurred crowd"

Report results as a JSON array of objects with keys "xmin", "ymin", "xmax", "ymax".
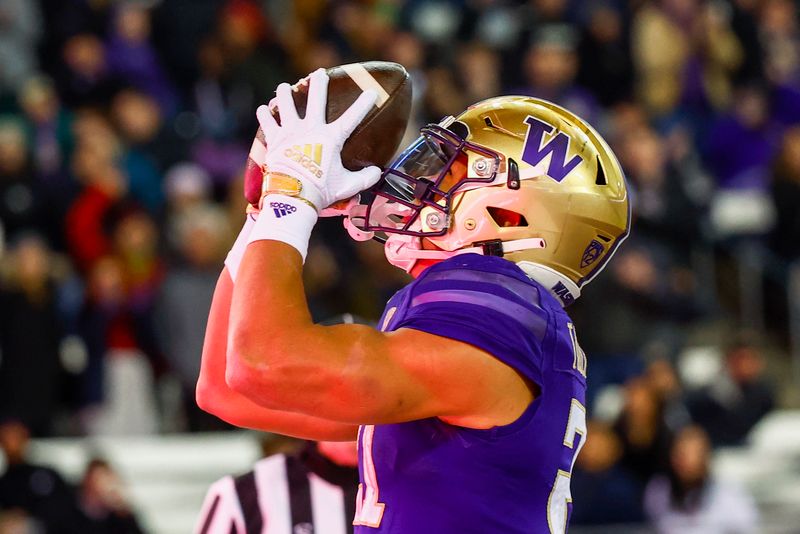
[
  {"xmin": 0, "ymin": 0, "xmax": 798, "ymax": 530},
  {"xmin": 571, "ymin": 335, "xmax": 771, "ymax": 530},
  {"xmin": 0, "ymin": 419, "xmax": 143, "ymax": 533}
]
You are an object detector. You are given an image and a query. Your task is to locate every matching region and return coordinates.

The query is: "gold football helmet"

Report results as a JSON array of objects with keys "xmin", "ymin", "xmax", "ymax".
[{"xmin": 351, "ymin": 96, "xmax": 630, "ymax": 305}]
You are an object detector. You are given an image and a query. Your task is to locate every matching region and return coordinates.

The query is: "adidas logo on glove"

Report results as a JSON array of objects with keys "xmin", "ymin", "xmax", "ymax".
[
  {"xmin": 284, "ymin": 145, "xmax": 324, "ymax": 178},
  {"xmin": 270, "ymin": 201, "xmax": 298, "ymax": 218}
]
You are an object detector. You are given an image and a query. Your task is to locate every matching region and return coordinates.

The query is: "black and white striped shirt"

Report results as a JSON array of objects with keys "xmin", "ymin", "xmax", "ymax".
[{"xmin": 195, "ymin": 448, "xmax": 359, "ymax": 534}]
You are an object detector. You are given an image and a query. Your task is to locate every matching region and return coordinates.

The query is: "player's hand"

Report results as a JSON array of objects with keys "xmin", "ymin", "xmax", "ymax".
[{"xmin": 255, "ymin": 69, "xmax": 382, "ymax": 212}]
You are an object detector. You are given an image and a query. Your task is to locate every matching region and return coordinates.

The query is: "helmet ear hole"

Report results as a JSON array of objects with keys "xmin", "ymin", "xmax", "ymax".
[
  {"xmin": 487, "ymin": 206, "xmax": 528, "ymax": 228},
  {"xmin": 448, "ymin": 120, "xmax": 470, "ymax": 140}
]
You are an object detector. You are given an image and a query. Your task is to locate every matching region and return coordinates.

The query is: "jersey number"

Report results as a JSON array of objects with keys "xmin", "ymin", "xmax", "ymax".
[
  {"xmin": 547, "ymin": 399, "xmax": 587, "ymax": 534},
  {"xmin": 353, "ymin": 425, "xmax": 386, "ymax": 527}
]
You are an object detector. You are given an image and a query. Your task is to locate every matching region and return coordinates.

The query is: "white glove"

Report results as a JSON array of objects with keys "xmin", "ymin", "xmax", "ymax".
[{"xmin": 255, "ymin": 68, "xmax": 382, "ymax": 212}]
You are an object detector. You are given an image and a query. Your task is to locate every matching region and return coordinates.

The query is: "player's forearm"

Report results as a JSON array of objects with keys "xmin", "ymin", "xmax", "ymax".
[
  {"xmin": 197, "ymin": 268, "xmax": 357, "ymax": 440},
  {"xmin": 227, "ymin": 240, "xmax": 387, "ymax": 420},
  {"xmin": 227, "ymin": 240, "xmax": 319, "ymax": 399},
  {"xmin": 229, "ymin": 239, "xmax": 312, "ymax": 341},
  {"xmin": 197, "ymin": 381, "xmax": 357, "ymax": 440}
]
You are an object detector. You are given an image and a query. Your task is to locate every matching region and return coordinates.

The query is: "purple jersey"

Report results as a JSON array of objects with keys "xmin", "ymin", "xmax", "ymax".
[{"xmin": 353, "ymin": 254, "xmax": 588, "ymax": 533}]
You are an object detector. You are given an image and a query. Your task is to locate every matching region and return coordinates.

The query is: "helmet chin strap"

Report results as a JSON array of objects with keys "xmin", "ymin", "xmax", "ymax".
[
  {"xmin": 384, "ymin": 234, "xmax": 546, "ymax": 273},
  {"xmin": 384, "ymin": 235, "xmax": 581, "ymax": 307}
]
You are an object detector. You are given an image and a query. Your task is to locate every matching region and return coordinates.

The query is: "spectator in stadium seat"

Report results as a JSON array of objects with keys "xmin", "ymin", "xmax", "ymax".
[
  {"xmin": 193, "ymin": 35, "xmax": 242, "ymax": 141},
  {"xmin": 518, "ymin": 28, "xmax": 598, "ymax": 123},
  {"xmin": 195, "ymin": 438, "xmax": 359, "ymax": 534},
  {"xmin": 0, "ymin": 235, "xmax": 65, "ymax": 436},
  {"xmin": 645, "ymin": 359, "xmax": 692, "ymax": 433},
  {"xmin": 632, "ymin": 0, "xmax": 742, "ymax": 118},
  {"xmin": 760, "ymin": 0, "xmax": 800, "ymax": 86},
  {"xmin": 617, "ymin": 125, "xmax": 709, "ymax": 260},
  {"xmin": 0, "ymin": 0, "xmax": 42, "ymax": 95},
  {"xmin": 109, "ymin": 89, "xmax": 173, "ymax": 213},
  {"xmin": 577, "ymin": 3, "xmax": 634, "ymax": 107},
  {"xmin": 456, "ymin": 44, "xmax": 502, "ymax": 106},
  {"xmin": 644, "ymin": 425, "xmax": 758, "ymax": 533},
  {"xmin": 703, "ymin": 84, "xmax": 778, "ymax": 191},
  {"xmin": 112, "ymin": 87, "xmax": 186, "ymax": 179},
  {"xmin": 688, "ymin": 336, "xmax": 775, "ymax": 447},
  {"xmin": 163, "ymin": 162, "xmax": 214, "ymax": 221},
  {"xmin": 57, "ymin": 33, "xmax": 115, "ymax": 108},
  {"xmin": 419, "ymin": 65, "xmax": 466, "ymax": 125},
  {"xmin": 770, "ymin": 125, "xmax": 800, "ymax": 261},
  {"xmin": 77, "ymin": 207, "xmax": 165, "ymax": 435},
  {"xmin": 571, "ymin": 421, "xmax": 645, "ymax": 526},
  {"xmin": 17, "ymin": 76, "xmax": 77, "ymax": 250},
  {"xmin": 17, "ymin": 76, "xmax": 74, "ymax": 182},
  {"xmin": 189, "ymin": 19, "xmax": 274, "ymax": 183},
  {"xmin": 0, "ymin": 507, "xmax": 38, "ymax": 533},
  {"xmin": 64, "ymin": 137, "xmax": 127, "ymax": 273},
  {"xmin": 74, "ymin": 458, "xmax": 143, "ymax": 534},
  {"xmin": 78, "ymin": 257, "xmax": 124, "ymax": 413},
  {"xmin": 84, "ymin": 209, "xmax": 163, "ymax": 435},
  {"xmin": 212, "ymin": 0, "xmax": 287, "ymax": 138},
  {"xmin": 0, "ymin": 419, "xmax": 79, "ymax": 533},
  {"xmin": 727, "ymin": 0, "xmax": 765, "ymax": 84},
  {"xmin": 0, "ymin": 118, "xmax": 47, "ymax": 242},
  {"xmin": 613, "ymin": 378, "xmax": 673, "ymax": 483},
  {"xmin": 156, "ymin": 204, "xmax": 231, "ymax": 431},
  {"xmin": 105, "ymin": 4, "xmax": 177, "ymax": 117},
  {"xmin": 398, "ymin": 0, "xmax": 464, "ymax": 46}
]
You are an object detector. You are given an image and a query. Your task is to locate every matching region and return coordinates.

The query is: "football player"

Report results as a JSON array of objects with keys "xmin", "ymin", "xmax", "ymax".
[{"xmin": 197, "ymin": 68, "xmax": 629, "ymax": 533}]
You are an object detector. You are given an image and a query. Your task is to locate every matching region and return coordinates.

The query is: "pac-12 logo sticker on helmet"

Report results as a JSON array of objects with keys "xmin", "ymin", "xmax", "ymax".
[
  {"xmin": 350, "ymin": 96, "xmax": 631, "ymax": 305},
  {"xmin": 580, "ymin": 240, "xmax": 605, "ymax": 269}
]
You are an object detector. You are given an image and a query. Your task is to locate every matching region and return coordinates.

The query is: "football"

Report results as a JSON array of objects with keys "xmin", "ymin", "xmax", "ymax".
[{"xmin": 245, "ymin": 61, "xmax": 412, "ymax": 206}]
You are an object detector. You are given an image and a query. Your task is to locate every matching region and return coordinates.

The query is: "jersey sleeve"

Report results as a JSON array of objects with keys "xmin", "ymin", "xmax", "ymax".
[{"xmin": 394, "ymin": 263, "xmax": 550, "ymax": 386}]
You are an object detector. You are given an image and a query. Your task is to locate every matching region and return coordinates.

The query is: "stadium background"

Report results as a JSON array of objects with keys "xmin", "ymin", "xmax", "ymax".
[{"xmin": 1, "ymin": 0, "xmax": 800, "ymax": 532}]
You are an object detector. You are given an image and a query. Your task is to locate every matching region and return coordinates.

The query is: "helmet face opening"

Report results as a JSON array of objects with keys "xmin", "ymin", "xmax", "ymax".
[{"xmin": 363, "ymin": 124, "xmax": 500, "ymax": 238}]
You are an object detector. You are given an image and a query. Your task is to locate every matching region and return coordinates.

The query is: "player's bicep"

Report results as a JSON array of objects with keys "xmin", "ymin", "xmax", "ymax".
[
  {"xmin": 355, "ymin": 327, "xmax": 535, "ymax": 428},
  {"xmin": 250, "ymin": 324, "xmax": 480, "ymax": 425}
]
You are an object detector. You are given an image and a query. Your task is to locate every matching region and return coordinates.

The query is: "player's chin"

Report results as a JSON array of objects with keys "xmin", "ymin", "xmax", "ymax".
[
  {"xmin": 410, "ymin": 239, "xmax": 444, "ymax": 278},
  {"xmin": 410, "ymin": 259, "xmax": 437, "ymax": 278}
]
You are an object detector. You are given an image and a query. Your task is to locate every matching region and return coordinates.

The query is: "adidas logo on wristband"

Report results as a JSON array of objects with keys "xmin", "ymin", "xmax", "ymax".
[{"xmin": 270, "ymin": 201, "xmax": 298, "ymax": 218}]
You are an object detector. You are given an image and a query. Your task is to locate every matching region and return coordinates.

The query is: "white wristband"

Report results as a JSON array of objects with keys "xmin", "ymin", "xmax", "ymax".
[
  {"xmin": 224, "ymin": 215, "xmax": 256, "ymax": 282},
  {"xmin": 247, "ymin": 195, "xmax": 318, "ymax": 262}
]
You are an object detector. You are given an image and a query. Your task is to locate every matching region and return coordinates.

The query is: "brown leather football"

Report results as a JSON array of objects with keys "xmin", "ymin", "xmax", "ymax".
[{"xmin": 244, "ymin": 61, "xmax": 412, "ymax": 206}]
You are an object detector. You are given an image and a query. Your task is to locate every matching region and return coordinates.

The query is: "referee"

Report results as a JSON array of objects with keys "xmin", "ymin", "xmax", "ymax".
[{"xmin": 194, "ymin": 439, "xmax": 359, "ymax": 534}]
